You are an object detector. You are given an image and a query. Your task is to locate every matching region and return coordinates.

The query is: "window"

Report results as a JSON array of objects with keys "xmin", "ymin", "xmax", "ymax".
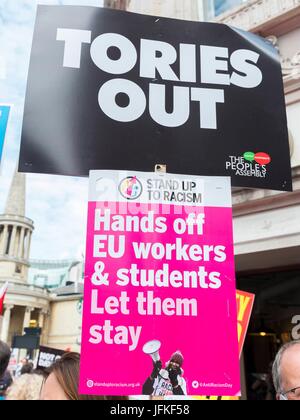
[
  {"xmin": 202, "ymin": 0, "xmax": 248, "ymax": 20},
  {"xmin": 33, "ymin": 274, "xmax": 48, "ymax": 288},
  {"xmin": 15, "ymin": 264, "xmax": 22, "ymax": 274},
  {"xmin": 215, "ymin": 0, "xmax": 246, "ymax": 16}
]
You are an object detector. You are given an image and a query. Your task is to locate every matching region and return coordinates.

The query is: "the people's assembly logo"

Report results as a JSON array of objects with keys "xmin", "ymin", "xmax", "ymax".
[
  {"xmin": 226, "ymin": 152, "xmax": 271, "ymax": 179},
  {"xmin": 119, "ymin": 176, "xmax": 143, "ymax": 200}
]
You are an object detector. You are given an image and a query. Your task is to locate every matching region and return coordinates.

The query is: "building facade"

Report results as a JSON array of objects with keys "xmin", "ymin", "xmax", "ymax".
[
  {"xmin": 28, "ymin": 259, "xmax": 83, "ymax": 291},
  {"xmin": 0, "ymin": 171, "xmax": 83, "ymax": 353},
  {"xmin": 105, "ymin": 0, "xmax": 200, "ymax": 19},
  {"xmin": 105, "ymin": 0, "xmax": 127, "ymax": 10},
  {"xmin": 0, "ymin": 171, "xmax": 49, "ymax": 346},
  {"xmin": 104, "ymin": 0, "xmax": 249, "ymax": 20}
]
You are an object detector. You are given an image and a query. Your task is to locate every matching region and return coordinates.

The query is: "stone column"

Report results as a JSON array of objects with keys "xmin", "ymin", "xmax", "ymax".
[
  {"xmin": 0, "ymin": 225, "xmax": 8, "ymax": 255},
  {"xmin": 41, "ymin": 310, "xmax": 51, "ymax": 346},
  {"xmin": 23, "ymin": 306, "xmax": 34, "ymax": 331},
  {"xmin": 8, "ymin": 225, "xmax": 17, "ymax": 256},
  {"xmin": 18, "ymin": 228, "xmax": 25, "ymax": 259},
  {"xmin": 38, "ymin": 309, "xmax": 47, "ymax": 329},
  {"xmin": 38, "ymin": 309, "xmax": 49, "ymax": 345},
  {"xmin": 199, "ymin": 0, "xmax": 213, "ymax": 21},
  {"xmin": 0, "ymin": 305, "xmax": 14, "ymax": 343},
  {"xmin": 25, "ymin": 232, "xmax": 32, "ymax": 260}
]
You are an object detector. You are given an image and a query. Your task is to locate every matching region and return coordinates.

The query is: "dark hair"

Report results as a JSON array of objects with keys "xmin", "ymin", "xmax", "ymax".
[
  {"xmin": 21, "ymin": 362, "xmax": 34, "ymax": 376},
  {"xmin": 48, "ymin": 352, "xmax": 128, "ymax": 401},
  {"xmin": 0, "ymin": 370, "xmax": 13, "ymax": 395},
  {"xmin": 0, "ymin": 341, "xmax": 11, "ymax": 379}
]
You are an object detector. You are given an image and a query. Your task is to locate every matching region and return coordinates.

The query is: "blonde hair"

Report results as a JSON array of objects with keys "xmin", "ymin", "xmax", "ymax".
[{"xmin": 6, "ymin": 374, "xmax": 44, "ymax": 400}]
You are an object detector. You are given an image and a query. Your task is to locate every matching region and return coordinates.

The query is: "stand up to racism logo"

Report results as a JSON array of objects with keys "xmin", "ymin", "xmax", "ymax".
[{"xmin": 119, "ymin": 177, "xmax": 143, "ymax": 200}]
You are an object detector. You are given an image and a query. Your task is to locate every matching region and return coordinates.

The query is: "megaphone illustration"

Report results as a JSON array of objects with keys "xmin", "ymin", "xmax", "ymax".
[{"xmin": 143, "ymin": 340, "xmax": 161, "ymax": 363}]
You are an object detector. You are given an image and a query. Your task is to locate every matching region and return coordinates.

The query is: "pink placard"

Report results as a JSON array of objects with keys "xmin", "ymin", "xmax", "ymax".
[{"xmin": 79, "ymin": 171, "xmax": 240, "ymax": 397}]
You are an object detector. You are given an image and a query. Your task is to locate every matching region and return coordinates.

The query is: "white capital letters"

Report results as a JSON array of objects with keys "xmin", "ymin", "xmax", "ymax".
[
  {"xmin": 56, "ymin": 28, "xmax": 91, "ymax": 68},
  {"xmin": 98, "ymin": 79, "xmax": 146, "ymax": 122},
  {"xmin": 200, "ymin": 46, "xmax": 230, "ymax": 86},
  {"xmin": 149, "ymin": 84, "xmax": 190, "ymax": 127},
  {"xmin": 91, "ymin": 33, "xmax": 137, "ymax": 74},
  {"xmin": 191, "ymin": 88, "xmax": 225, "ymax": 130},
  {"xmin": 231, "ymin": 49, "xmax": 263, "ymax": 88},
  {"xmin": 140, "ymin": 39, "xmax": 179, "ymax": 81},
  {"xmin": 180, "ymin": 43, "xmax": 197, "ymax": 83}
]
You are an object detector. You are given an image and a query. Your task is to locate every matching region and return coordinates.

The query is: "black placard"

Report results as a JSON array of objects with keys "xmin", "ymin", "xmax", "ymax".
[
  {"xmin": 19, "ymin": 6, "xmax": 292, "ymax": 191},
  {"xmin": 36, "ymin": 346, "xmax": 65, "ymax": 371}
]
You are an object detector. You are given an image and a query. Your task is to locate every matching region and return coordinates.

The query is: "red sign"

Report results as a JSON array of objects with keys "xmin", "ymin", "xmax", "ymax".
[{"xmin": 236, "ymin": 290, "xmax": 255, "ymax": 358}]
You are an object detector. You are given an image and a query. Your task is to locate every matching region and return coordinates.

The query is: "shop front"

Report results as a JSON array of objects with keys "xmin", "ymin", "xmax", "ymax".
[{"xmin": 237, "ymin": 268, "xmax": 300, "ymax": 400}]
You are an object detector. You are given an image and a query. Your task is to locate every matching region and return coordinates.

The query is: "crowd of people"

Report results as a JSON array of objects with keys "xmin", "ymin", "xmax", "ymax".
[
  {"xmin": 0, "ymin": 341, "xmax": 127, "ymax": 401},
  {"xmin": 1, "ymin": 339, "xmax": 300, "ymax": 400}
]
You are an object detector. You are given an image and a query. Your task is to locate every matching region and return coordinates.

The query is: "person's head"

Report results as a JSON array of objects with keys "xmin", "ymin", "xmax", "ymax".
[
  {"xmin": 0, "ymin": 341, "xmax": 11, "ymax": 379},
  {"xmin": 0, "ymin": 370, "xmax": 13, "ymax": 396},
  {"xmin": 6, "ymin": 373, "xmax": 44, "ymax": 401},
  {"xmin": 167, "ymin": 351, "xmax": 184, "ymax": 372},
  {"xmin": 40, "ymin": 352, "xmax": 127, "ymax": 401},
  {"xmin": 272, "ymin": 340, "xmax": 300, "ymax": 400},
  {"xmin": 20, "ymin": 362, "xmax": 34, "ymax": 376}
]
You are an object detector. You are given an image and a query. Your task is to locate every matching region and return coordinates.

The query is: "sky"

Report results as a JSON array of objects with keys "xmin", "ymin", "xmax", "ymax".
[{"xmin": 0, "ymin": 0, "xmax": 103, "ymax": 260}]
